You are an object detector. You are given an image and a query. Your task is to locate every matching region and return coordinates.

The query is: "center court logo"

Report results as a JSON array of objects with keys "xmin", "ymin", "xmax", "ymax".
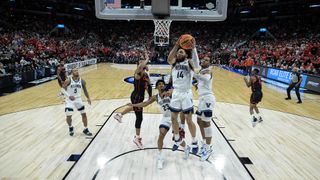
[{"xmin": 124, "ymin": 73, "xmax": 170, "ymax": 88}]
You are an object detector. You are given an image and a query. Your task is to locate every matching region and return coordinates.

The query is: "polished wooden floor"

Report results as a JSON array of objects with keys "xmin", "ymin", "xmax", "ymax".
[{"xmin": 0, "ymin": 63, "xmax": 319, "ymax": 179}]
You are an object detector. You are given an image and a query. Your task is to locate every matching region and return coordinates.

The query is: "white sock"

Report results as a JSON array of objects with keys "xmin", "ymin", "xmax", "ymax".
[
  {"xmin": 158, "ymin": 150, "xmax": 162, "ymax": 159},
  {"xmin": 180, "ymin": 124, "xmax": 185, "ymax": 129},
  {"xmin": 174, "ymin": 134, "xmax": 180, "ymax": 141},
  {"xmin": 192, "ymin": 137, "xmax": 197, "ymax": 143}
]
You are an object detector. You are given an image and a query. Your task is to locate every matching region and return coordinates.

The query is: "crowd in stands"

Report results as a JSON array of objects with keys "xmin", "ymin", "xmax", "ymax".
[{"xmin": 0, "ymin": 14, "xmax": 319, "ymax": 79}]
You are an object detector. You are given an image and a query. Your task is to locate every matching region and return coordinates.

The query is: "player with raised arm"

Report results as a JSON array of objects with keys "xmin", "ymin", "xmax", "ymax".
[
  {"xmin": 194, "ymin": 56, "xmax": 215, "ymax": 161},
  {"xmin": 167, "ymin": 36, "xmax": 200, "ymax": 154},
  {"xmin": 114, "ymin": 50, "xmax": 152, "ymax": 149}
]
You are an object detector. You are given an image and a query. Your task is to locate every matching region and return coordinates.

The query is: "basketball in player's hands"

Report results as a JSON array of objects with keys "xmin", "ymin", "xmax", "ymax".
[{"xmin": 179, "ymin": 34, "xmax": 195, "ymax": 50}]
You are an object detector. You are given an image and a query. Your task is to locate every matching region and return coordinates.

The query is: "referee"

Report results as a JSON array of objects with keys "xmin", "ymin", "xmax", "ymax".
[{"xmin": 285, "ymin": 67, "xmax": 302, "ymax": 104}]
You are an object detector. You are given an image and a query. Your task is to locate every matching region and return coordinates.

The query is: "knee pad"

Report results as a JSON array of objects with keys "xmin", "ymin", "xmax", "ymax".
[{"xmin": 204, "ymin": 127, "xmax": 212, "ymax": 138}]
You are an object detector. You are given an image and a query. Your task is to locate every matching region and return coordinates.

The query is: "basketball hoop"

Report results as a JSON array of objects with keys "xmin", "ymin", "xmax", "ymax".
[{"xmin": 153, "ymin": 19, "xmax": 172, "ymax": 46}]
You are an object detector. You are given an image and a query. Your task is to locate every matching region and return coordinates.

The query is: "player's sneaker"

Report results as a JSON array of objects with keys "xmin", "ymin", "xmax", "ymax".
[
  {"xmin": 69, "ymin": 126, "xmax": 74, "ymax": 136},
  {"xmin": 184, "ymin": 145, "xmax": 191, "ymax": 160},
  {"xmin": 179, "ymin": 128, "xmax": 185, "ymax": 139},
  {"xmin": 258, "ymin": 116, "xmax": 263, "ymax": 123},
  {"xmin": 172, "ymin": 138, "xmax": 183, "ymax": 151},
  {"xmin": 157, "ymin": 157, "xmax": 164, "ymax": 169},
  {"xmin": 83, "ymin": 128, "xmax": 92, "ymax": 136},
  {"xmin": 198, "ymin": 141, "xmax": 205, "ymax": 155},
  {"xmin": 133, "ymin": 136, "xmax": 144, "ymax": 149},
  {"xmin": 252, "ymin": 117, "xmax": 258, "ymax": 127},
  {"xmin": 114, "ymin": 114, "xmax": 123, "ymax": 123},
  {"xmin": 191, "ymin": 141, "xmax": 199, "ymax": 154},
  {"xmin": 200, "ymin": 146, "xmax": 213, "ymax": 161}
]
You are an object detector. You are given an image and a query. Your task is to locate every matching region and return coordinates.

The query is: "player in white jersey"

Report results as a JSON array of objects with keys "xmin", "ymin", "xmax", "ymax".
[
  {"xmin": 128, "ymin": 80, "xmax": 190, "ymax": 169},
  {"xmin": 167, "ymin": 38, "xmax": 199, "ymax": 154},
  {"xmin": 194, "ymin": 56, "xmax": 215, "ymax": 161},
  {"xmin": 60, "ymin": 69, "xmax": 92, "ymax": 136}
]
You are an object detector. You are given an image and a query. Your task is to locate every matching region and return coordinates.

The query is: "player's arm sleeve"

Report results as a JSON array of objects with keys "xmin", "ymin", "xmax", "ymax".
[{"xmin": 192, "ymin": 48, "xmax": 200, "ymax": 69}]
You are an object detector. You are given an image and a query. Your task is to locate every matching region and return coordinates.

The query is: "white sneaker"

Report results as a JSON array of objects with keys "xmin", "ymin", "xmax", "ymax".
[
  {"xmin": 198, "ymin": 141, "xmax": 205, "ymax": 155},
  {"xmin": 157, "ymin": 158, "xmax": 164, "ymax": 169},
  {"xmin": 114, "ymin": 114, "xmax": 123, "ymax": 123},
  {"xmin": 133, "ymin": 136, "xmax": 144, "ymax": 149},
  {"xmin": 252, "ymin": 117, "xmax": 258, "ymax": 127},
  {"xmin": 201, "ymin": 146, "xmax": 213, "ymax": 161},
  {"xmin": 184, "ymin": 145, "xmax": 191, "ymax": 160}
]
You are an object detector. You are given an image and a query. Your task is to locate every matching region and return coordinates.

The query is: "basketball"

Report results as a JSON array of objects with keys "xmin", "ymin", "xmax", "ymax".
[{"xmin": 179, "ymin": 34, "xmax": 194, "ymax": 50}]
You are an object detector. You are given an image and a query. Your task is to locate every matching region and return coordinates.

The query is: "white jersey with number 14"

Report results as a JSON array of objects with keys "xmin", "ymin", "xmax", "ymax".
[{"xmin": 172, "ymin": 60, "xmax": 194, "ymax": 92}]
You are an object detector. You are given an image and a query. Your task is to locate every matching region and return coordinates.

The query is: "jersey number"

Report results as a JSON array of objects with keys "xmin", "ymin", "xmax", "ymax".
[
  {"xmin": 177, "ymin": 71, "xmax": 184, "ymax": 79},
  {"xmin": 162, "ymin": 104, "xmax": 170, "ymax": 111},
  {"xmin": 74, "ymin": 88, "xmax": 77, "ymax": 93}
]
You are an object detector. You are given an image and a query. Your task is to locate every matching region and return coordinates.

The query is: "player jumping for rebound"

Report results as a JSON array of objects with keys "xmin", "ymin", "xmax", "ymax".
[
  {"xmin": 244, "ymin": 69, "xmax": 263, "ymax": 127},
  {"xmin": 128, "ymin": 80, "xmax": 190, "ymax": 169},
  {"xmin": 114, "ymin": 51, "xmax": 152, "ymax": 149},
  {"xmin": 167, "ymin": 37, "xmax": 200, "ymax": 154},
  {"xmin": 194, "ymin": 56, "xmax": 215, "ymax": 161}
]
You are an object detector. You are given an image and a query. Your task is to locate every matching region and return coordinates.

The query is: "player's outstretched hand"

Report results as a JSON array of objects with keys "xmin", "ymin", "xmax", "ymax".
[{"xmin": 69, "ymin": 96, "xmax": 75, "ymax": 101}]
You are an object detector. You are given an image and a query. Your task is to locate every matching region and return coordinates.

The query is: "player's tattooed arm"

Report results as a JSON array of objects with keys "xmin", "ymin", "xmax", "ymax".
[
  {"xmin": 82, "ymin": 79, "xmax": 91, "ymax": 105},
  {"xmin": 128, "ymin": 95, "xmax": 157, "ymax": 108},
  {"xmin": 168, "ymin": 39, "xmax": 180, "ymax": 65}
]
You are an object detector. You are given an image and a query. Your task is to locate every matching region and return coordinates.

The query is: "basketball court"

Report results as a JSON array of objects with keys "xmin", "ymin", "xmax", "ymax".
[
  {"xmin": 1, "ymin": 0, "xmax": 320, "ymax": 179},
  {"xmin": 0, "ymin": 63, "xmax": 319, "ymax": 179}
]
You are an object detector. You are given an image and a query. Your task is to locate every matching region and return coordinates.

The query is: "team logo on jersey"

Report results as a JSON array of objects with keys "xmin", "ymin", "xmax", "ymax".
[{"xmin": 206, "ymin": 103, "xmax": 211, "ymax": 108}]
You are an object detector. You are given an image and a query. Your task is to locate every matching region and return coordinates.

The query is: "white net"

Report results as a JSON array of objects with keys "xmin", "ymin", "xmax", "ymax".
[{"xmin": 153, "ymin": 19, "xmax": 172, "ymax": 46}]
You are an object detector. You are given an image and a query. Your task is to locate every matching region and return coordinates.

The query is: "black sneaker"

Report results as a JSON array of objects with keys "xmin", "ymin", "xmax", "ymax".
[
  {"xmin": 297, "ymin": 101, "xmax": 302, "ymax": 104},
  {"xmin": 258, "ymin": 117, "xmax": 263, "ymax": 123},
  {"xmin": 252, "ymin": 117, "xmax": 258, "ymax": 127},
  {"xmin": 69, "ymin": 126, "xmax": 74, "ymax": 136},
  {"xmin": 83, "ymin": 128, "xmax": 92, "ymax": 136},
  {"xmin": 285, "ymin": 97, "xmax": 291, "ymax": 100}
]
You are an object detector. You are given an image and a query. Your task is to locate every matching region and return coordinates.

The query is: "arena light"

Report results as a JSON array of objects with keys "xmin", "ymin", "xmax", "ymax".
[
  {"xmin": 271, "ymin": 10, "xmax": 278, "ymax": 14},
  {"xmin": 240, "ymin": 10, "xmax": 250, "ymax": 14},
  {"xmin": 259, "ymin": 28, "xmax": 267, "ymax": 32},
  {"xmin": 56, "ymin": 24, "xmax": 65, "ymax": 29},
  {"xmin": 309, "ymin": 4, "xmax": 320, "ymax": 8},
  {"xmin": 74, "ymin": 7, "xmax": 84, "ymax": 11},
  {"xmin": 46, "ymin": 6, "xmax": 53, "ymax": 10}
]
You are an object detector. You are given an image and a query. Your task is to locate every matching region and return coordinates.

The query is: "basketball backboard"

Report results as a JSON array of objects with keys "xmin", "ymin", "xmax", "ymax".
[{"xmin": 95, "ymin": 0, "xmax": 228, "ymax": 21}]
